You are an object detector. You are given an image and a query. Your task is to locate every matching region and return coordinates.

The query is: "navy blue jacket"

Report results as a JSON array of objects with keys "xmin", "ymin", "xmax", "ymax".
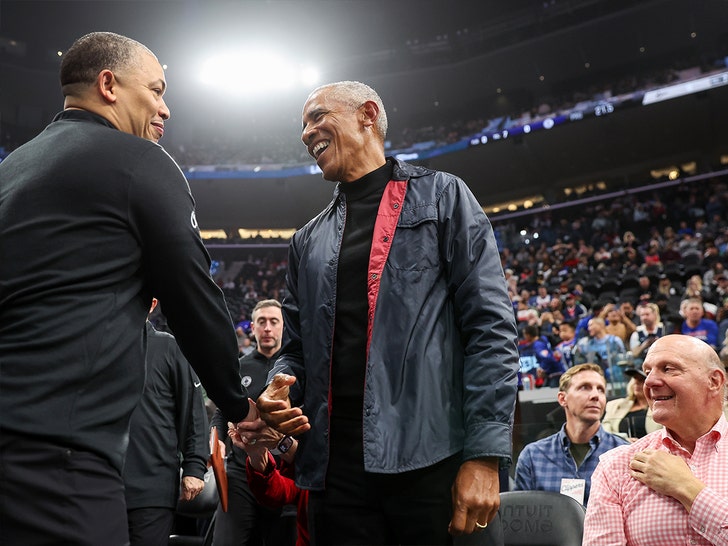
[{"xmin": 269, "ymin": 158, "xmax": 520, "ymax": 490}]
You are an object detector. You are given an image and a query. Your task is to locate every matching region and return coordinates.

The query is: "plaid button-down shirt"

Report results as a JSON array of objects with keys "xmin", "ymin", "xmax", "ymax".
[
  {"xmin": 514, "ymin": 424, "xmax": 627, "ymax": 505},
  {"xmin": 584, "ymin": 415, "xmax": 728, "ymax": 545}
]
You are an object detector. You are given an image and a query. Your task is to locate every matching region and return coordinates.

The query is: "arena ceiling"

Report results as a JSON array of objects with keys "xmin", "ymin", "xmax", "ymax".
[{"xmin": 2, "ymin": 0, "xmax": 728, "ymax": 229}]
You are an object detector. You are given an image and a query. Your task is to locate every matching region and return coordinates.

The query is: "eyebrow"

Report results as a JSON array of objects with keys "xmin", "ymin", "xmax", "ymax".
[
  {"xmin": 302, "ymin": 107, "xmax": 326, "ymax": 130},
  {"xmin": 150, "ymin": 78, "xmax": 167, "ymax": 93}
]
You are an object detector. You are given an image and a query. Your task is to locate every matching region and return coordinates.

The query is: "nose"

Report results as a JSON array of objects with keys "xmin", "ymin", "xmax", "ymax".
[
  {"xmin": 160, "ymin": 98, "xmax": 170, "ymax": 120},
  {"xmin": 302, "ymin": 124, "xmax": 315, "ymax": 146},
  {"xmin": 644, "ymin": 370, "xmax": 659, "ymax": 389}
]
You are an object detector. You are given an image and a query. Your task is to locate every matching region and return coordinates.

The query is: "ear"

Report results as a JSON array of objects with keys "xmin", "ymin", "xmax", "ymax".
[
  {"xmin": 557, "ymin": 390, "xmax": 567, "ymax": 408},
  {"xmin": 709, "ymin": 368, "xmax": 725, "ymax": 394},
  {"xmin": 360, "ymin": 100, "xmax": 379, "ymax": 128},
  {"xmin": 96, "ymin": 69, "xmax": 118, "ymax": 104}
]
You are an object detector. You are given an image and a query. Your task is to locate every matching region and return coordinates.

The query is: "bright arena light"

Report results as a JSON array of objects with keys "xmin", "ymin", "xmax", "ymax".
[{"xmin": 199, "ymin": 48, "xmax": 320, "ymax": 95}]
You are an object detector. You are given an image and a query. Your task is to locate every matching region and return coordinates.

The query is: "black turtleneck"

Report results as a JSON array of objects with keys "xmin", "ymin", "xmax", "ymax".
[{"xmin": 329, "ymin": 159, "xmax": 392, "ymax": 471}]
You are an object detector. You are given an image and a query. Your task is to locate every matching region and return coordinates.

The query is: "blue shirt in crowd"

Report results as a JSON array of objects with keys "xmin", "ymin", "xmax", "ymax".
[{"xmin": 514, "ymin": 424, "xmax": 628, "ymax": 505}]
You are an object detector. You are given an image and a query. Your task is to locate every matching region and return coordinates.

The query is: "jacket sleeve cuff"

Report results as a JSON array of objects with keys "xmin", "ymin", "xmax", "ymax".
[{"xmin": 462, "ymin": 421, "xmax": 513, "ymax": 468}]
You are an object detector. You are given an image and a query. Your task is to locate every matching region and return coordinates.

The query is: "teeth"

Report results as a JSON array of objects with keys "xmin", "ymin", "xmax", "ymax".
[{"xmin": 313, "ymin": 141, "xmax": 329, "ymax": 157}]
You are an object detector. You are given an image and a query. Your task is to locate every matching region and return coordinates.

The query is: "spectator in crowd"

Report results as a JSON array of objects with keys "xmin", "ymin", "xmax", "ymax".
[
  {"xmin": 239, "ymin": 334, "xmax": 255, "ymax": 357},
  {"xmin": 575, "ymin": 300, "xmax": 607, "ymax": 340},
  {"xmin": 256, "ymin": 80, "xmax": 519, "ymax": 544},
  {"xmin": 574, "ymin": 317, "xmax": 627, "ymax": 384},
  {"xmin": 562, "ymin": 292, "xmax": 588, "ymax": 323},
  {"xmin": 683, "ymin": 274, "xmax": 711, "ymax": 303},
  {"xmin": 656, "ymin": 274, "xmax": 680, "ymax": 298},
  {"xmin": 124, "ymin": 299, "xmax": 209, "ymax": 546},
  {"xmin": 236, "ymin": 326, "xmax": 253, "ymax": 356},
  {"xmin": 514, "ymin": 364, "xmax": 628, "ymax": 506},
  {"xmin": 547, "ymin": 296, "xmax": 566, "ymax": 324},
  {"xmin": 554, "ymin": 321, "xmax": 578, "ymax": 369},
  {"xmin": 703, "ymin": 262, "xmax": 726, "ymax": 291},
  {"xmin": 717, "ymin": 297, "xmax": 728, "ymax": 352},
  {"xmin": 601, "ymin": 303, "xmax": 637, "ymax": 345},
  {"xmin": 660, "ymin": 241, "xmax": 683, "ymax": 265},
  {"xmin": 601, "ymin": 367, "xmax": 660, "ymax": 440},
  {"xmin": 619, "ymin": 298, "xmax": 640, "ymax": 327},
  {"xmin": 642, "ymin": 241, "xmax": 662, "ymax": 268},
  {"xmin": 211, "ymin": 300, "xmax": 294, "ymax": 546},
  {"xmin": 706, "ymin": 272, "xmax": 728, "ymax": 307},
  {"xmin": 518, "ymin": 324, "xmax": 565, "ymax": 388},
  {"xmin": 629, "ymin": 302, "xmax": 665, "ymax": 366},
  {"xmin": 681, "ymin": 297, "xmax": 720, "ymax": 350},
  {"xmin": 533, "ymin": 285, "xmax": 553, "ymax": 312},
  {"xmin": 583, "ymin": 335, "xmax": 728, "ymax": 545},
  {"xmin": 0, "ymin": 31, "xmax": 251, "ymax": 545},
  {"xmin": 636, "ymin": 275, "xmax": 656, "ymax": 302}
]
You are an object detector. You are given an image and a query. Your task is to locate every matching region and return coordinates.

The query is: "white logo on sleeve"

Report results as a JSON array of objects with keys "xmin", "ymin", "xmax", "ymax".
[
  {"xmin": 193, "ymin": 381, "xmax": 202, "ymax": 388},
  {"xmin": 241, "ymin": 376, "xmax": 252, "ymax": 388},
  {"xmin": 190, "ymin": 211, "xmax": 198, "ymax": 229}
]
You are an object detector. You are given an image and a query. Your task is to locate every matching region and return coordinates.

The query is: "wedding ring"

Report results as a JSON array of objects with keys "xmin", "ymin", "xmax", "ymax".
[
  {"xmin": 249, "ymin": 438, "xmax": 257, "ymax": 445},
  {"xmin": 475, "ymin": 522, "xmax": 488, "ymax": 529}
]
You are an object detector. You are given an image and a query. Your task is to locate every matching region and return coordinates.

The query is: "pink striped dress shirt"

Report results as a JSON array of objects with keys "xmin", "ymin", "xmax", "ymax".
[{"xmin": 584, "ymin": 415, "xmax": 728, "ymax": 545}]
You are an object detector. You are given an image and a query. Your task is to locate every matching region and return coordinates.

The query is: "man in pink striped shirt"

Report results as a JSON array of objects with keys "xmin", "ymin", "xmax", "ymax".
[{"xmin": 584, "ymin": 335, "xmax": 728, "ymax": 545}]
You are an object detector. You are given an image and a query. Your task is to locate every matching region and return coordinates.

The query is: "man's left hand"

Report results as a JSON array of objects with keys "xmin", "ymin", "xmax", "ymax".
[
  {"xmin": 630, "ymin": 448, "xmax": 705, "ymax": 512},
  {"xmin": 449, "ymin": 457, "xmax": 500, "ymax": 535},
  {"xmin": 179, "ymin": 476, "xmax": 205, "ymax": 501}
]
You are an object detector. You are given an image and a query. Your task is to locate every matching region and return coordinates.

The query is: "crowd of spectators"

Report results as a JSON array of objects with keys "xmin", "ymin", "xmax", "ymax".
[
  {"xmin": 206, "ymin": 171, "xmax": 728, "ymax": 375},
  {"xmin": 161, "ymin": 49, "xmax": 727, "ymax": 170},
  {"xmin": 3, "ymin": 47, "xmax": 711, "ymax": 171}
]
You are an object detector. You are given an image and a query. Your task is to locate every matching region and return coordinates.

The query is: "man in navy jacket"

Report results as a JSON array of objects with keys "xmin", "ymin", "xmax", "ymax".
[{"xmin": 257, "ymin": 81, "xmax": 519, "ymax": 545}]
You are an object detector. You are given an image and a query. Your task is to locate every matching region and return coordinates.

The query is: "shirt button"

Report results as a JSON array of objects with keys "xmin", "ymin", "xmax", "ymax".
[
  {"xmin": 383, "ymin": 236, "xmax": 389, "ymax": 242},
  {"xmin": 392, "ymin": 203, "xmax": 399, "ymax": 209},
  {"xmin": 371, "ymin": 273, "xmax": 377, "ymax": 280}
]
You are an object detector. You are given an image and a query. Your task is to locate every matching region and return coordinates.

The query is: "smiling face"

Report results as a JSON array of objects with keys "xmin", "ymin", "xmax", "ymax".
[
  {"xmin": 113, "ymin": 51, "xmax": 170, "ymax": 142},
  {"xmin": 643, "ymin": 335, "xmax": 725, "ymax": 444},
  {"xmin": 301, "ymin": 86, "xmax": 384, "ymax": 182}
]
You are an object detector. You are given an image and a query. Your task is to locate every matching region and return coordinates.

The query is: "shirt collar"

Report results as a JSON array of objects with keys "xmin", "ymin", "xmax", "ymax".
[
  {"xmin": 53, "ymin": 109, "xmax": 117, "ymax": 130},
  {"xmin": 558, "ymin": 423, "xmax": 603, "ymax": 449},
  {"xmin": 659, "ymin": 413, "xmax": 727, "ymax": 454}
]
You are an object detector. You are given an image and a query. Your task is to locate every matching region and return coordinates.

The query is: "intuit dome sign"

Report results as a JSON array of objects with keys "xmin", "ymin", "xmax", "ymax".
[
  {"xmin": 499, "ymin": 491, "xmax": 585, "ymax": 544},
  {"xmin": 501, "ymin": 503, "xmax": 555, "ymax": 533}
]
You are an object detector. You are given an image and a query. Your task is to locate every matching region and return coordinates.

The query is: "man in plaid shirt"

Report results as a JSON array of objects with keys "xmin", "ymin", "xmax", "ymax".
[
  {"xmin": 514, "ymin": 363, "xmax": 628, "ymax": 506},
  {"xmin": 584, "ymin": 335, "xmax": 728, "ymax": 545}
]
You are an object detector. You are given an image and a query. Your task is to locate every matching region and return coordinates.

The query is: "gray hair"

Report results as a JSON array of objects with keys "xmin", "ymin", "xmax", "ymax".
[{"xmin": 309, "ymin": 81, "xmax": 388, "ymax": 141}]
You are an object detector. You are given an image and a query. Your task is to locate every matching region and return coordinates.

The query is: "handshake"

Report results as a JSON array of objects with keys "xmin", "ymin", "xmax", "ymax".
[{"xmin": 228, "ymin": 373, "xmax": 311, "ymax": 452}]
